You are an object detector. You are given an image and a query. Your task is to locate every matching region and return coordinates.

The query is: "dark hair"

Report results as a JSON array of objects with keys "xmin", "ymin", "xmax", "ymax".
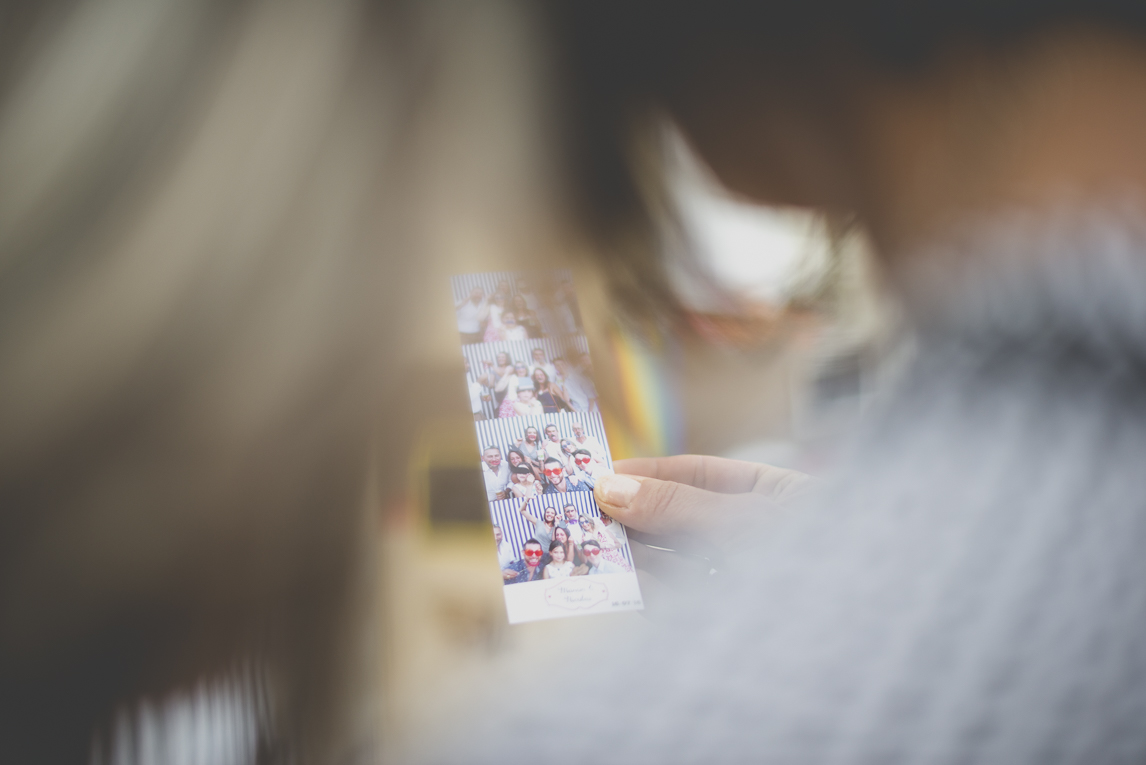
[
  {"xmin": 543, "ymin": 0, "xmax": 1146, "ymax": 328},
  {"xmin": 544, "ymin": 457, "xmax": 563, "ymax": 467},
  {"xmin": 511, "ymin": 465, "xmax": 533, "ymax": 475},
  {"xmin": 524, "ymin": 538, "xmax": 543, "ymax": 549},
  {"xmin": 573, "ymin": 449, "xmax": 592, "ymax": 458},
  {"xmin": 582, "ymin": 539, "xmax": 602, "ymax": 551},
  {"xmin": 549, "ymin": 539, "xmax": 566, "ymax": 552}
]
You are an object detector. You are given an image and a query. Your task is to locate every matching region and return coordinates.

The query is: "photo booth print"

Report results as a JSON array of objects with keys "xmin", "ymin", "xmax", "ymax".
[
  {"xmin": 489, "ymin": 491, "xmax": 635, "ymax": 575},
  {"xmin": 463, "ymin": 336, "xmax": 592, "ymax": 420},
  {"xmin": 475, "ymin": 411, "xmax": 612, "ymax": 472},
  {"xmin": 451, "ymin": 269, "xmax": 582, "ymax": 341}
]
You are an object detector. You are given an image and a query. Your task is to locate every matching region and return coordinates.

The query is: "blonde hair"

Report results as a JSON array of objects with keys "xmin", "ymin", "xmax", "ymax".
[{"xmin": 0, "ymin": 0, "xmax": 408, "ymax": 762}]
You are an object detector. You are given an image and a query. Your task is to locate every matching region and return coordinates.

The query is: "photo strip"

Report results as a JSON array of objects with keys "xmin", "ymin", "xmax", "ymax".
[{"xmin": 453, "ymin": 270, "xmax": 643, "ymax": 623}]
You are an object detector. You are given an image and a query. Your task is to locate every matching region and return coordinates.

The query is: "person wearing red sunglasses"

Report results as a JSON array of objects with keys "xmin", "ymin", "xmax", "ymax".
[
  {"xmin": 572, "ymin": 540, "xmax": 626, "ymax": 577},
  {"xmin": 541, "ymin": 457, "xmax": 592, "ymax": 494},
  {"xmin": 571, "ymin": 448, "xmax": 610, "ymax": 484},
  {"xmin": 503, "ymin": 539, "xmax": 546, "ymax": 585}
]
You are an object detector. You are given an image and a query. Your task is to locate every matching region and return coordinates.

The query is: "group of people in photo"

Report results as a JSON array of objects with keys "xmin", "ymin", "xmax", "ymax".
[
  {"xmin": 454, "ymin": 274, "xmax": 581, "ymax": 345},
  {"xmin": 493, "ymin": 501, "xmax": 632, "ymax": 584},
  {"xmin": 480, "ymin": 420, "xmax": 611, "ymax": 501},
  {"xmin": 465, "ymin": 345, "xmax": 598, "ymax": 420}
]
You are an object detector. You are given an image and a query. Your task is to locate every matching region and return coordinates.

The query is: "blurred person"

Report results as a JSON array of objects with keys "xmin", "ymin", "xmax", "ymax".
[
  {"xmin": 456, "ymin": 286, "xmax": 490, "ymax": 345},
  {"xmin": 533, "ymin": 368, "xmax": 572, "ymax": 414},
  {"xmin": 503, "ymin": 539, "xmax": 545, "ymax": 585},
  {"xmin": 554, "ymin": 357, "xmax": 598, "ymax": 413},
  {"xmin": 508, "ymin": 387, "xmax": 545, "ymax": 418},
  {"xmin": 481, "ymin": 352, "xmax": 515, "ymax": 409},
  {"xmin": 495, "ymin": 361, "xmax": 534, "ymax": 418},
  {"xmin": 581, "ymin": 514, "xmax": 630, "ymax": 571},
  {"xmin": 596, "ymin": 511, "xmax": 627, "ymax": 549},
  {"xmin": 512, "ymin": 294, "xmax": 543, "ymax": 338},
  {"xmin": 0, "ymin": 0, "xmax": 420, "ymax": 762},
  {"xmin": 499, "ymin": 311, "xmax": 529, "ymax": 342},
  {"xmin": 481, "ymin": 292, "xmax": 509, "ymax": 343},
  {"xmin": 542, "ymin": 540, "xmax": 574, "ymax": 579},
  {"xmin": 493, "ymin": 525, "xmax": 517, "ymax": 570},
  {"xmin": 466, "ymin": 358, "xmax": 490, "ymax": 421},
  {"xmin": 481, "ymin": 447, "xmax": 509, "ymax": 502},
  {"xmin": 425, "ymin": 2, "xmax": 1146, "ymax": 764},
  {"xmin": 570, "ymin": 421, "xmax": 605, "ymax": 463},
  {"xmin": 516, "ymin": 277, "xmax": 539, "ymax": 311},
  {"xmin": 529, "ymin": 347, "xmax": 558, "ymax": 381}
]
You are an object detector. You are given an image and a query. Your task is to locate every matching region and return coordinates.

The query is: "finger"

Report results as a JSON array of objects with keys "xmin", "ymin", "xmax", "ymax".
[
  {"xmin": 612, "ymin": 455, "xmax": 807, "ymax": 497},
  {"xmin": 595, "ymin": 473, "xmax": 771, "ymax": 541}
]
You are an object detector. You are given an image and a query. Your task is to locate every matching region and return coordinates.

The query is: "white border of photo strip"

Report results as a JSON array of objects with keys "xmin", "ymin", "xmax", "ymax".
[{"xmin": 453, "ymin": 271, "xmax": 643, "ymax": 624}]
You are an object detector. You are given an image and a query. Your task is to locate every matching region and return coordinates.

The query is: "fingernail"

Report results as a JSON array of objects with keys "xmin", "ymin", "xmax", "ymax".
[{"xmin": 598, "ymin": 474, "xmax": 642, "ymax": 507}]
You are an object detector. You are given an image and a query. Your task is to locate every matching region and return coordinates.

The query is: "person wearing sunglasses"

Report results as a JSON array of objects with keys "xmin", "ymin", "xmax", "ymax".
[
  {"xmin": 541, "ymin": 457, "xmax": 592, "ymax": 494},
  {"xmin": 572, "ymin": 540, "xmax": 626, "ymax": 577},
  {"xmin": 503, "ymin": 539, "xmax": 546, "ymax": 585},
  {"xmin": 571, "ymin": 449, "xmax": 610, "ymax": 483}
]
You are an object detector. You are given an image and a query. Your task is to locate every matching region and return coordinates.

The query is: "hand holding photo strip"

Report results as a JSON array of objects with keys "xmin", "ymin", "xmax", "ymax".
[{"xmin": 453, "ymin": 270, "xmax": 643, "ymax": 623}]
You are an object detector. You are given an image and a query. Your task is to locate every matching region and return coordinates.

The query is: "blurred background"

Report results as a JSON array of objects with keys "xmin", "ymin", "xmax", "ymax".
[{"xmin": 376, "ymin": 1, "xmax": 902, "ymax": 758}]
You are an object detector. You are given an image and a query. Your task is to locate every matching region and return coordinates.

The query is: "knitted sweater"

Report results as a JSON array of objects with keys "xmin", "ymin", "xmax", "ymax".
[{"xmin": 439, "ymin": 207, "xmax": 1146, "ymax": 765}]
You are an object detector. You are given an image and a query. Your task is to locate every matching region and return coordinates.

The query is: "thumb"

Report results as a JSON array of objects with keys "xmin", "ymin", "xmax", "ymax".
[{"xmin": 595, "ymin": 474, "xmax": 767, "ymax": 541}]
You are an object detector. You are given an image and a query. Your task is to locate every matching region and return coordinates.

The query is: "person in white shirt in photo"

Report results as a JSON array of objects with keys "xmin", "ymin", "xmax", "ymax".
[
  {"xmin": 455, "ymin": 286, "xmax": 489, "ymax": 345},
  {"xmin": 492, "ymin": 525, "xmax": 516, "ymax": 571},
  {"xmin": 570, "ymin": 421, "xmax": 606, "ymax": 464},
  {"xmin": 481, "ymin": 446, "xmax": 509, "ymax": 502},
  {"xmin": 542, "ymin": 424, "xmax": 566, "ymax": 462}
]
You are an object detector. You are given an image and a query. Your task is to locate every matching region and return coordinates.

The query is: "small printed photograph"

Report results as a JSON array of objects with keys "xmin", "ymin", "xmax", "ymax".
[
  {"xmin": 462, "ymin": 337, "xmax": 598, "ymax": 420},
  {"xmin": 477, "ymin": 412, "xmax": 613, "ymax": 503},
  {"xmin": 490, "ymin": 493, "xmax": 634, "ymax": 586},
  {"xmin": 452, "ymin": 270, "xmax": 582, "ymax": 345}
]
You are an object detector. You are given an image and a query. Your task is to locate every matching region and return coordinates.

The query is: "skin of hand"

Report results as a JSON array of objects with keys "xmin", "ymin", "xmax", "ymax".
[
  {"xmin": 592, "ymin": 456, "xmax": 815, "ymax": 611},
  {"xmin": 594, "ymin": 455, "xmax": 814, "ymax": 546}
]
